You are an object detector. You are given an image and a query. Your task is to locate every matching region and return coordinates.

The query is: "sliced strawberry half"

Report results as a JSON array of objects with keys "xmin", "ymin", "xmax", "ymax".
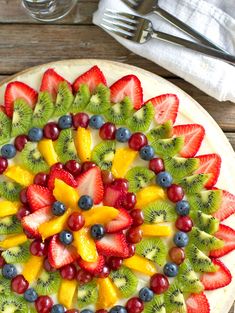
[
  {"xmin": 110, "ymin": 75, "xmax": 143, "ymax": 109},
  {"xmin": 76, "ymin": 166, "xmax": 104, "ymax": 204},
  {"xmin": 77, "ymin": 255, "xmax": 105, "ymax": 275},
  {"xmin": 106, "ymin": 208, "xmax": 132, "ymax": 233},
  {"xmin": 186, "ymin": 293, "xmax": 210, "ymax": 313},
  {"xmin": 103, "ymin": 185, "xmax": 126, "ymax": 208},
  {"xmin": 173, "ymin": 124, "xmax": 205, "ymax": 157},
  {"xmin": 27, "ymin": 184, "xmax": 55, "ymax": 212},
  {"xmin": 48, "ymin": 168, "xmax": 78, "ymax": 190},
  {"xmin": 210, "ymin": 224, "xmax": 235, "ymax": 258},
  {"xmin": 200, "ymin": 258, "xmax": 232, "ymax": 290},
  {"xmin": 95, "ymin": 233, "xmax": 129, "ymax": 258},
  {"xmin": 145, "ymin": 93, "xmax": 179, "ymax": 124},
  {"xmin": 4, "ymin": 81, "xmax": 38, "ymax": 117},
  {"xmin": 48, "ymin": 235, "xmax": 77, "ymax": 269},
  {"xmin": 73, "ymin": 65, "xmax": 107, "ymax": 93},
  {"xmin": 213, "ymin": 190, "xmax": 235, "ymax": 221},
  {"xmin": 195, "ymin": 154, "xmax": 221, "ymax": 188}
]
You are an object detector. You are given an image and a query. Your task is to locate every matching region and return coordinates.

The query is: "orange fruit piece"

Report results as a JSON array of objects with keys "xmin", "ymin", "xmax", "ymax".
[
  {"xmin": 123, "ymin": 255, "xmax": 157, "ymax": 276},
  {"xmin": 96, "ymin": 277, "xmax": 119, "ymax": 309},
  {"xmin": 141, "ymin": 224, "xmax": 171, "ymax": 237},
  {"xmin": 4, "ymin": 165, "xmax": 34, "ymax": 186},
  {"xmin": 38, "ymin": 139, "xmax": 58, "ymax": 166},
  {"xmin": 136, "ymin": 185, "xmax": 166, "ymax": 208},
  {"xmin": 82, "ymin": 206, "xmax": 119, "ymax": 226},
  {"xmin": 53, "ymin": 179, "xmax": 79, "ymax": 210},
  {"xmin": 22, "ymin": 255, "xmax": 44, "ymax": 283},
  {"xmin": 73, "ymin": 227, "xmax": 98, "ymax": 262},
  {"xmin": 0, "ymin": 201, "xmax": 20, "ymax": 218},
  {"xmin": 111, "ymin": 147, "xmax": 137, "ymax": 178},
  {"xmin": 75, "ymin": 127, "xmax": 92, "ymax": 162},
  {"xmin": 0, "ymin": 233, "xmax": 27, "ymax": 249},
  {"xmin": 59, "ymin": 279, "xmax": 77, "ymax": 308}
]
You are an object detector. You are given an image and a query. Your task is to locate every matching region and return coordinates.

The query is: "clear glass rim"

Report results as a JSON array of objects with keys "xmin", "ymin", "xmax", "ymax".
[{"xmin": 23, "ymin": 0, "xmax": 54, "ymax": 3}]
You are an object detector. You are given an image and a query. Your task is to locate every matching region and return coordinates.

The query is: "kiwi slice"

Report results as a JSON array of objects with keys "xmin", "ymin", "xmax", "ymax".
[
  {"xmin": 163, "ymin": 156, "xmax": 199, "ymax": 180},
  {"xmin": 185, "ymin": 244, "xmax": 217, "ymax": 272},
  {"xmin": 11, "ymin": 99, "xmax": 33, "ymax": 138},
  {"xmin": 125, "ymin": 167, "xmax": 154, "ymax": 193},
  {"xmin": 110, "ymin": 266, "xmax": 138, "ymax": 298},
  {"xmin": 70, "ymin": 84, "xmax": 91, "ymax": 113},
  {"xmin": 55, "ymin": 129, "xmax": 78, "ymax": 163},
  {"xmin": 86, "ymin": 84, "xmax": 110, "ymax": 114},
  {"xmin": 143, "ymin": 295, "xmax": 166, "ymax": 313},
  {"xmin": 91, "ymin": 140, "xmax": 116, "ymax": 170},
  {"xmin": 0, "ymin": 111, "xmax": 11, "ymax": 145},
  {"xmin": 190, "ymin": 210, "xmax": 219, "ymax": 234},
  {"xmin": 164, "ymin": 283, "xmax": 187, "ymax": 313},
  {"xmin": 189, "ymin": 226, "xmax": 224, "ymax": 251},
  {"xmin": 77, "ymin": 281, "xmax": 98, "ymax": 308},
  {"xmin": 136, "ymin": 238, "xmax": 167, "ymax": 266},
  {"xmin": 32, "ymin": 91, "xmax": 54, "ymax": 127},
  {"xmin": 0, "ymin": 276, "xmax": 11, "ymax": 296},
  {"xmin": 21, "ymin": 142, "xmax": 49, "ymax": 174},
  {"xmin": 187, "ymin": 189, "xmax": 223, "ymax": 214},
  {"xmin": 126, "ymin": 102, "xmax": 154, "ymax": 132},
  {"xmin": 0, "ymin": 215, "xmax": 22, "ymax": 235},
  {"xmin": 104, "ymin": 97, "xmax": 132, "ymax": 125},
  {"xmin": 143, "ymin": 200, "xmax": 177, "ymax": 223},
  {"xmin": 0, "ymin": 181, "xmax": 22, "ymax": 201},
  {"xmin": 35, "ymin": 271, "xmax": 60, "ymax": 295},
  {"xmin": 0, "ymin": 295, "xmax": 28, "ymax": 312},
  {"xmin": 147, "ymin": 121, "xmax": 173, "ymax": 143},
  {"xmin": 53, "ymin": 81, "xmax": 74, "ymax": 117},
  {"xmin": 152, "ymin": 137, "xmax": 184, "ymax": 157},
  {"xmin": 178, "ymin": 174, "xmax": 210, "ymax": 194},
  {"xmin": 2, "ymin": 241, "xmax": 30, "ymax": 264}
]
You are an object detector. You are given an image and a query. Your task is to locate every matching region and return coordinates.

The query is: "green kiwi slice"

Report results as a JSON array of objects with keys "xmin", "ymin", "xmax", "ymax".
[
  {"xmin": 2, "ymin": 242, "xmax": 30, "ymax": 263},
  {"xmin": 53, "ymin": 81, "xmax": 74, "ymax": 117},
  {"xmin": 70, "ymin": 84, "xmax": 91, "ymax": 113},
  {"xmin": 136, "ymin": 238, "xmax": 167, "ymax": 266},
  {"xmin": 35, "ymin": 271, "xmax": 60, "ymax": 295},
  {"xmin": 164, "ymin": 283, "xmax": 187, "ymax": 313},
  {"xmin": 187, "ymin": 190, "xmax": 223, "ymax": 214},
  {"xmin": 55, "ymin": 129, "xmax": 78, "ymax": 163},
  {"xmin": 189, "ymin": 226, "xmax": 224, "ymax": 251},
  {"xmin": 0, "ymin": 111, "xmax": 11, "ymax": 145},
  {"xmin": 21, "ymin": 142, "xmax": 49, "ymax": 174},
  {"xmin": 178, "ymin": 174, "xmax": 210, "ymax": 194},
  {"xmin": 77, "ymin": 281, "xmax": 98, "ymax": 308},
  {"xmin": 11, "ymin": 99, "xmax": 33, "ymax": 137},
  {"xmin": 0, "ymin": 215, "xmax": 22, "ymax": 235},
  {"xmin": 32, "ymin": 91, "xmax": 54, "ymax": 127},
  {"xmin": 0, "ymin": 181, "xmax": 22, "ymax": 201},
  {"xmin": 143, "ymin": 294, "xmax": 166, "ymax": 313},
  {"xmin": 126, "ymin": 102, "xmax": 154, "ymax": 132},
  {"xmin": 110, "ymin": 266, "xmax": 138, "ymax": 298},
  {"xmin": 91, "ymin": 141, "xmax": 116, "ymax": 170},
  {"xmin": 125, "ymin": 167, "xmax": 154, "ymax": 193},
  {"xmin": 104, "ymin": 97, "xmax": 132, "ymax": 125},
  {"xmin": 0, "ymin": 276, "xmax": 11, "ymax": 296},
  {"xmin": 142, "ymin": 200, "xmax": 177, "ymax": 223},
  {"xmin": 0, "ymin": 295, "xmax": 28, "ymax": 312},
  {"xmin": 146, "ymin": 121, "xmax": 173, "ymax": 143},
  {"xmin": 86, "ymin": 84, "xmax": 110, "ymax": 114},
  {"xmin": 163, "ymin": 156, "xmax": 199, "ymax": 180},
  {"xmin": 190, "ymin": 210, "xmax": 219, "ymax": 234},
  {"xmin": 152, "ymin": 137, "xmax": 184, "ymax": 157},
  {"xmin": 185, "ymin": 244, "xmax": 217, "ymax": 272}
]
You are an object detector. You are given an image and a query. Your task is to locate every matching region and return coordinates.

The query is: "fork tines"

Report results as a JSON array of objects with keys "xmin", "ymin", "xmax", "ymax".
[{"xmin": 121, "ymin": 0, "xmax": 139, "ymax": 9}]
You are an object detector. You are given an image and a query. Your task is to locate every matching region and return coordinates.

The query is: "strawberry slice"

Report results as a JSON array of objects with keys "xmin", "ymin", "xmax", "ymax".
[
  {"xmin": 145, "ymin": 93, "xmax": 179, "ymax": 124},
  {"xmin": 27, "ymin": 184, "xmax": 55, "ymax": 212},
  {"xmin": 200, "ymin": 258, "xmax": 232, "ymax": 290},
  {"xmin": 4, "ymin": 81, "xmax": 38, "ymax": 117},
  {"xmin": 173, "ymin": 124, "xmax": 205, "ymax": 157},
  {"xmin": 77, "ymin": 255, "xmax": 105, "ymax": 275},
  {"xmin": 73, "ymin": 65, "xmax": 107, "ymax": 93},
  {"xmin": 48, "ymin": 168, "xmax": 78, "ymax": 190},
  {"xmin": 95, "ymin": 233, "xmax": 129, "ymax": 258},
  {"xmin": 106, "ymin": 208, "xmax": 133, "ymax": 233},
  {"xmin": 195, "ymin": 154, "xmax": 221, "ymax": 188},
  {"xmin": 103, "ymin": 185, "xmax": 126, "ymax": 208},
  {"xmin": 22, "ymin": 206, "xmax": 52, "ymax": 237},
  {"xmin": 76, "ymin": 166, "xmax": 104, "ymax": 204},
  {"xmin": 40, "ymin": 68, "xmax": 72, "ymax": 101},
  {"xmin": 48, "ymin": 235, "xmax": 77, "ymax": 269},
  {"xmin": 210, "ymin": 224, "xmax": 235, "ymax": 258},
  {"xmin": 186, "ymin": 293, "xmax": 210, "ymax": 313},
  {"xmin": 213, "ymin": 190, "xmax": 235, "ymax": 221},
  {"xmin": 110, "ymin": 75, "xmax": 143, "ymax": 109}
]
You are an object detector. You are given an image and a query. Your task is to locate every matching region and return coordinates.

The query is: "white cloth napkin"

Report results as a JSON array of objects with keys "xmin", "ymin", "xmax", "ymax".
[{"xmin": 93, "ymin": 0, "xmax": 235, "ymax": 103}]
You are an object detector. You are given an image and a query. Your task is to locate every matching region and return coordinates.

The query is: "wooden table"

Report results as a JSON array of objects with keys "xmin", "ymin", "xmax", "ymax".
[{"xmin": 0, "ymin": 1, "xmax": 234, "ymax": 312}]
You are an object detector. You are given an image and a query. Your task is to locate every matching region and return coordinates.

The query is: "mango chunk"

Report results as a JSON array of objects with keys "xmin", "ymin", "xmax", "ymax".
[
  {"xmin": 111, "ymin": 147, "xmax": 137, "ymax": 178},
  {"xmin": 53, "ymin": 179, "xmax": 79, "ymax": 210},
  {"xmin": 73, "ymin": 228, "xmax": 98, "ymax": 262},
  {"xmin": 123, "ymin": 255, "xmax": 157, "ymax": 276},
  {"xmin": 59, "ymin": 279, "xmax": 77, "ymax": 308},
  {"xmin": 0, "ymin": 233, "xmax": 27, "ymax": 249},
  {"xmin": 141, "ymin": 224, "xmax": 171, "ymax": 237},
  {"xmin": 0, "ymin": 201, "xmax": 20, "ymax": 218},
  {"xmin": 82, "ymin": 206, "xmax": 119, "ymax": 226},
  {"xmin": 96, "ymin": 277, "xmax": 119, "ymax": 310},
  {"xmin": 136, "ymin": 185, "xmax": 166, "ymax": 208},
  {"xmin": 38, "ymin": 139, "xmax": 58, "ymax": 166},
  {"xmin": 75, "ymin": 127, "xmax": 92, "ymax": 162},
  {"xmin": 22, "ymin": 256, "xmax": 43, "ymax": 283},
  {"xmin": 4, "ymin": 165, "xmax": 34, "ymax": 186}
]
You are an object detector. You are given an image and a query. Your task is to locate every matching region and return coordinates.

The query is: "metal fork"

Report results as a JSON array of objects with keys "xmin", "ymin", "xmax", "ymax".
[
  {"xmin": 101, "ymin": 10, "xmax": 235, "ymax": 65},
  {"xmin": 121, "ymin": 0, "xmax": 227, "ymax": 53}
]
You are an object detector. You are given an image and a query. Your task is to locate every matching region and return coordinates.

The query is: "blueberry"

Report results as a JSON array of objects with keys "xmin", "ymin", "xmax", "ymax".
[
  {"xmin": 80, "ymin": 310, "xmax": 94, "ymax": 313},
  {"xmin": 28, "ymin": 127, "xmax": 43, "ymax": 142},
  {"xmin": 156, "ymin": 171, "xmax": 173, "ymax": 188},
  {"xmin": 24, "ymin": 288, "xmax": 38, "ymax": 302},
  {"xmin": 1, "ymin": 144, "xmax": 16, "ymax": 159},
  {"xmin": 139, "ymin": 145, "xmax": 155, "ymax": 161},
  {"xmin": 89, "ymin": 115, "xmax": 104, "ymax": 129},
  {"xmin": 176, "ymin": 200, "xmax": 190, "ymax": 216},
  {"xmin": 91, "ymin": 224, "xmax": 105, "ymax": 240},
  {"xmin": 51, "ymin": 304, "xmax": 65, "ymax": 313},
  {"xmin": 139, "ymin": 287, "xmax": 154, "ymax": 302},
  {"xmin": 2, "ymin": 264, "xmax": 17, "ymax": 279},
  {"xmin": 58, "ymin": 115, "xmax": 72, "ymax": 129},
  {"xmin": 78, "ymin": 195, "xmax": 93, "ymax": 210},
  {"xmin": 52, "ymin": 201, "xmax": 66, "ymax": 216},
  {"xmin": 59, "ymin": 230, "xmax": 74, "ymax": 245},
  {"xmin": 163, "ymin": 262, "xmax": 178, "ymax": 277},
  {"xmin": 173, "ymin": 231, "xmax": 189, "ymax": 247},
  {"xmin": 115, "ymin": 127, "xmax": 131, "ymax": 142},
  {"xmin": 110, "ymin": 305, "xmax": 127, "ymax": 313}
]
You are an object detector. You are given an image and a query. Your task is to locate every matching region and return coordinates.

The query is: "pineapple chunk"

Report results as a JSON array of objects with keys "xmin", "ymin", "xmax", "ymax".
[
  {"xmin": 0, "ymin": 233, "xmax": 27, "ymax": 249},
  {"xmin": 141, "ymin": 224, "xmax": 171, "ymax": 237},
  {"xmin": 4, "ymin": 165, "xmax": 34, "ymax": 186},
  {"xmin": 22, "ymin": 256, "xmax": 43, "ymax": 283},
  {"xmin": 111, "ymin": 147, "xmax": 137, "ymax": 178},
  {"xmin": 38, "ymin": 139, "xmax": 58, "ymax": 166},
  {"xmin": 83, "ymin": 206, "xmax": 119, "ymax": 226},
  {"xmin": 73, "ymin": 228, "xmax": 98, "ymax": 262},
  {"xmin": 53, "ymin": 179, "xmax": 79, "ymax": 210},
  {"xmin": 123, "ymin": 255, "xmax": 157, "ymax": 276},
  {"xmin": 0, "ymin": 201, "xmax": 20, "ymax": 217},
  {"xmin": 75, "ymin": 127, "xmax": 92, "ymax": 162},
  {"xmin": 59, "ymin": 279, "xmax": 77, "ymax": 308},
  {"xmin": 96, "ymin": 277, "xmax": 119, "ymax": 310},
  {"xmin": 136, "ymin": 185, "xmax": 166, "ymax": 208}
]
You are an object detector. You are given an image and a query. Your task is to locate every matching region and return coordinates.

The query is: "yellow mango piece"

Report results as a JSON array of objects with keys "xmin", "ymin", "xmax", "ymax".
[
  {"xmin": 124, "ymin": 255, "xmax": 157, "ymax": 276},
  {"xmin": 75, "ymin": 127, "xmax": 92, "ymax": 162},
  {"xmin": 73, "ymin": 228, "xmax": 98, "ymax": 262},
  {"xmin": 0, "ymin": 201, "xmax": 20, "ymax": 218},
  {"xmin": 0, "ymin": 233, "xmax": 27, "ymax": 249},
  {"xmin": 83, "ymin": 206, "xmax": 119, "ymax": 226},
  {"xmin": 38, "ymin": 139, "xmax": 58, "ymax": 166},
  {"xmin": 59, "ymin": 279, "xmax": 77, "ymax": 308},
  {"xmin": 96, "ymin": 277, "xmax": 119, "ymax": 310},
  {"xmin": 38, "ymin": 207, "xmax": 72, "ymax": 240},
  {"xmin": 4, "ymin": 165, "xmax": 34, "ymax": 186},
  {"xmin": 141, "ymin": 224, "xmax": 171, "ymax": 237},
  {"xmin": 136, "ymin": 185, "xmax": 166, "ymax": 208},
  {"xmin": 22, "ymin": 256, "xmax": 43, "ymax": 283},
  {"xmin": 53, "ymin": 179, "xmax": 79, "ymax": 210},
  {"xmin": 111, "ymin": 147, "xmax": 137, "ymax": 178}
]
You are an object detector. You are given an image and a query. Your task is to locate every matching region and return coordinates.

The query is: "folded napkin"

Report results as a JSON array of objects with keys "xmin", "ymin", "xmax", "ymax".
[{"xmin": 93, "ymin": 0, "xmax": 235, "ymax": 103}]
